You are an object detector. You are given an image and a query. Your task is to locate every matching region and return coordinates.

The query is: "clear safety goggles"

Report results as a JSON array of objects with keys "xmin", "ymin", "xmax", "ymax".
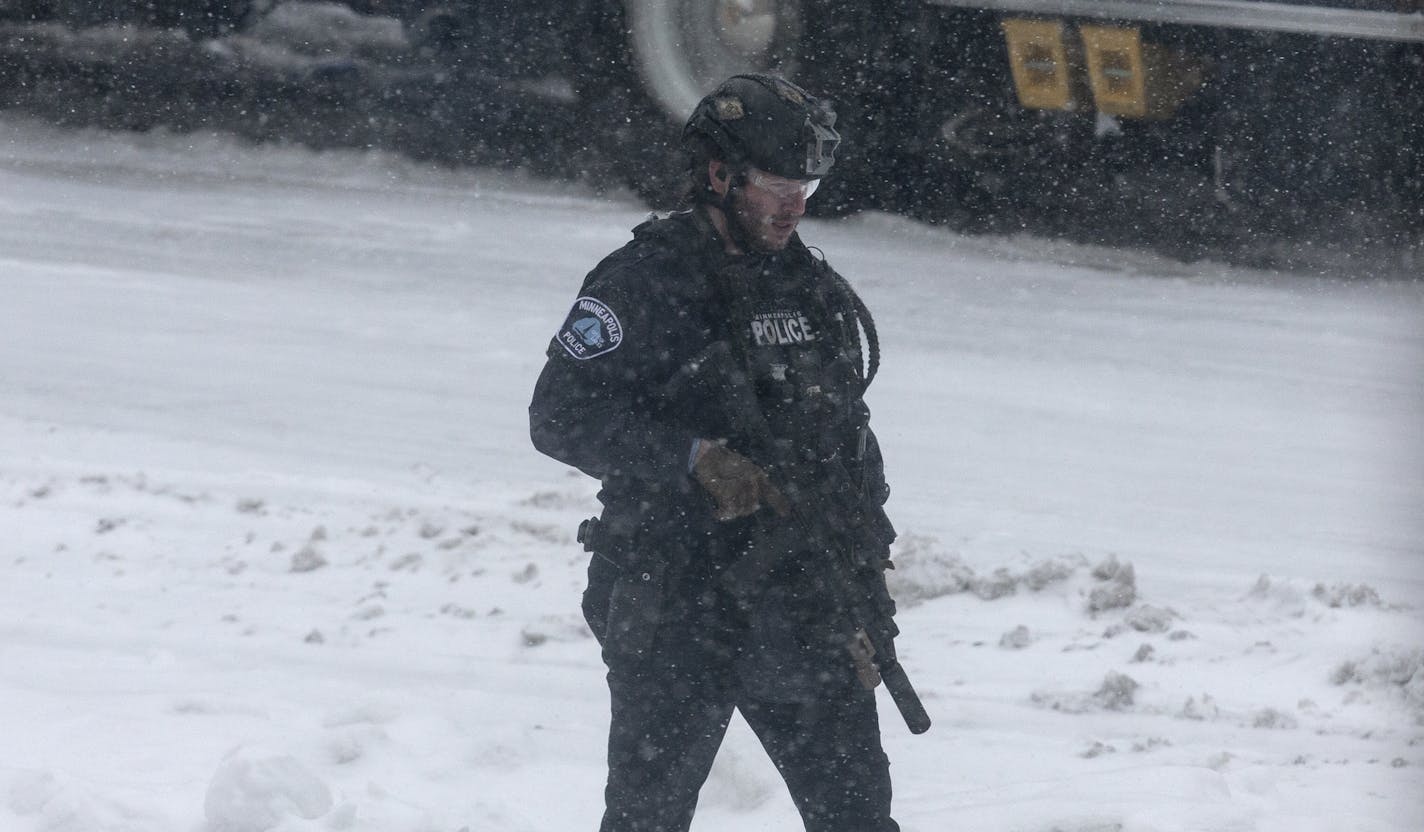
[{"xmin": 745, "ymin": 168, "xmax": 821, "ymax": 201}]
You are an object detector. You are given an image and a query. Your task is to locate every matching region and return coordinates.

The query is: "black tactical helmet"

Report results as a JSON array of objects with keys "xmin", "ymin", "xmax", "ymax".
[{"xmin": 682, "ymin": 74, "xmax": 840, "ymax": 180}]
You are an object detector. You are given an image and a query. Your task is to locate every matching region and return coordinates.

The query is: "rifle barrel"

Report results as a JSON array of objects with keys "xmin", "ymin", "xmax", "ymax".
[{"xmin": 881, "ymin": 659, "xmax": 932, "ymax": 734}]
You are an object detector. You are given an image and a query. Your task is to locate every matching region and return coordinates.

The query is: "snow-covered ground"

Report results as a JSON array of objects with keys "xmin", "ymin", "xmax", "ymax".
[{"xmin": 1, "ymin": 115, "xmax": 1421, "ymax": 832}]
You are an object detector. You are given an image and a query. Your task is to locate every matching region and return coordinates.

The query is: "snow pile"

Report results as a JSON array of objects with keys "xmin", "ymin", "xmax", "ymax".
[
  {"xmin": 9, "ymin": 772, "xmax": 102, "ymax": 830},
  {"xmin": 1332, "ymin": 647, "xmax": 1424, "ymax": 724},
  {"xmin": 1031, "ymin": 671, "xmax": 1141, "ymax": 714},
  {"xmin": 1104, "ymin": 603, "xmax": 1177, "ymax": 637},
  {"xmin": 1085, "ymin": 555, "xmax": 1136, "ymax": 613},
  {"xmin": 226, "ymin": 1, "xmax": 410, "ymax": 69},
  {"xmin": 245, "ymin": 1, "xmax": 408, "ymax": 56},
  {"xmin": 1249, "ymin": 573, "xmax": 1397, "ymax": 614},
  {"xmin": 887, "ymin": 543, "xmax": 1160, "ymax": 629},
  {"xmin": 999, "ymin": 624, "xmax": 1033, "ymax": 649},
  {"xmin": 887, "ymin": 535, "xmax": 1084, "ymax": 605},
  {"xmin": 1313, "ymin": 582, "xmax": 1387, "ymax": 609},
  {"xmin": 204, "ymin": 748, "xmax": 335, "ymax": 832}
]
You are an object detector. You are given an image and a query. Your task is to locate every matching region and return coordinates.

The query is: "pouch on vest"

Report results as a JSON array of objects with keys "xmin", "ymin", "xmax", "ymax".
[
  {"xmin": 578, "ymin": 514, "xmax": 666, "ymax": 657},
  {"xmin": 602, "ymin": 563, "xmax": 666, "ymax": 658}
]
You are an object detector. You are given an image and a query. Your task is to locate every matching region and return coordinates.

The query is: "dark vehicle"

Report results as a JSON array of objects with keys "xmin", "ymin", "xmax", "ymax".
[
  {"xmin": 315, "ymin": 0, "xmax": 1424, "ymax": 245},
  {"xmin": 909, "ymin": 0, "xmax": 1424, "ymax": 239},
  {"xmin": 4, "ymin": 0, "xmax": 1421, "ymax": 244}
]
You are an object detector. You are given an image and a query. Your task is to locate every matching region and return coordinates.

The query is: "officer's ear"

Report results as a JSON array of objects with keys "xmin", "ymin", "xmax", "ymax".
[{"xmin": 708, "ymin": 160, "xmax": 731, "ymax": 197}]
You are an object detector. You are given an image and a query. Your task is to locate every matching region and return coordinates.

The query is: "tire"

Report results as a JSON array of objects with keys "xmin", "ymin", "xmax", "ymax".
[
  {"xmin": 586, "ymin": 1, "xmax": 924, "ymax": 213},
  {"xmin": 579, "ymin": 0, "xmax": 804, "ymax": 207},
  {"xmin": 623, "ymin": 0, "xmax": 803, "ymax": 125},
  {"xmin": 615, "ymin": 0, "xmax": 917, "ymax": 216}
]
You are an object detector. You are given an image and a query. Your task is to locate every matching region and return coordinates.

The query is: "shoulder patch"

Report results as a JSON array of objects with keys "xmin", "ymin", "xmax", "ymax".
[
  {"xmin": 715, "ymin": 96, "xmax": 745, "ymax": 120},
  {"xmin": 555, "ymin": 296, "xmax": 624, "ymax": 360}
]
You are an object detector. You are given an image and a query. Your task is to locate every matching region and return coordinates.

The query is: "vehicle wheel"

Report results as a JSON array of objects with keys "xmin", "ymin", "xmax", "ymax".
[
  {"xmin": 580, "ymin": 0, "xmax": 807, "ymax": 207},
  {"xmin": 624, "ymin": 0, "xmax": 803, "ymax": 125},
  {"xmin": 622, "ymin": 0, "xmax": 926, "ymax": 217}
]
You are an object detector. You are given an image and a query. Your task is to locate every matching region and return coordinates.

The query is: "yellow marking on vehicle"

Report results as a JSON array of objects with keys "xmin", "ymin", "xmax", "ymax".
[
  {"xmin": 1002, "ymin": 18, "xmax": 1080, "ymax": 111},
  {"xmin": 1081, "ymin": 24, "xmax": 1206, "ymax": 119}
]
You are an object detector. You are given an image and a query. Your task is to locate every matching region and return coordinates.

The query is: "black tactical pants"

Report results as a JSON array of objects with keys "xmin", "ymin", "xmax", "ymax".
[{"xmin": 597, "ymin": 646, "xmax": 899, "ymax": 832}]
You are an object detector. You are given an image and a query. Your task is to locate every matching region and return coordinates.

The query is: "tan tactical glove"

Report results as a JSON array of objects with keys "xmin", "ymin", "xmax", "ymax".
[{"xmin": 691, "ymin": 442, "xmax": 790, "ymax": 521}]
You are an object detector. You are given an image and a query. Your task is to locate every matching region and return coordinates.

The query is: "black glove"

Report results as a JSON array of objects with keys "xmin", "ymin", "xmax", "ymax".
[{"xmin": 692, "ymin": 442, "xmax": 790, "ymax": 521}]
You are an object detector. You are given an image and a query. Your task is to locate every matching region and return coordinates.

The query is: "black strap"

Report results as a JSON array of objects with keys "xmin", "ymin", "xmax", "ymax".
[{"xmin": 818, "ymin": 263, "xmax": 879, "ymax": 394}]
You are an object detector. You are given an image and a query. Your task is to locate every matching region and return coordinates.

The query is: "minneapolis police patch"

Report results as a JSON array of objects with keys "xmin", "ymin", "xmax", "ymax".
[{"xmin": 556, "ymin": 296, "xmax": 624, "ymax": 360}]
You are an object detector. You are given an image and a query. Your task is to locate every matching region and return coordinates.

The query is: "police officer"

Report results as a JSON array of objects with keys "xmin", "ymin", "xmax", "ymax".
[{"xmin": 529, "ymin": 74, "xmax": 902, "ymax": 832}]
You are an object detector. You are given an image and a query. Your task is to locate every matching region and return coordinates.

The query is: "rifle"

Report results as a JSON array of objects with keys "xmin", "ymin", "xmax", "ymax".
[{"xmin": 666, "ymin": 342, "xmax": 931, "ymax": 735}]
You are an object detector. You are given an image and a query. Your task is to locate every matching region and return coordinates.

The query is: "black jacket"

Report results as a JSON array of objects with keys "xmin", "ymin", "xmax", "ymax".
[{"xmin": 529, "ymin": 209, "xmax": 894, "ymax": 678}]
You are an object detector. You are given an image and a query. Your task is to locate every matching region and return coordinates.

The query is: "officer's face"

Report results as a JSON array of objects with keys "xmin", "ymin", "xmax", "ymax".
[{"xmin": 711, "ymin": 162, "xmax": 813, "ymax": 253}]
